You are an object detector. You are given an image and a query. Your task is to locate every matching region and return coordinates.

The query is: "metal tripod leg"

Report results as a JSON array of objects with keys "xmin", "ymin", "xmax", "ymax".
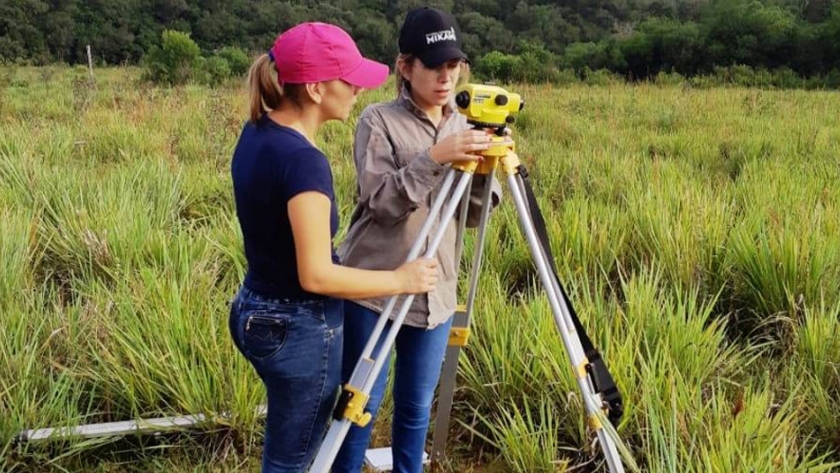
[
  {"xmin": 505, "ymin": 171, "xmax": 626, "ymax": 473},
  {"xmin": 430, "ymin": 169, "xmax": 497, "ymax": 470},
  {"xmin": 308, "ymin": 167, "xmax": 477, "ymax": 473}
]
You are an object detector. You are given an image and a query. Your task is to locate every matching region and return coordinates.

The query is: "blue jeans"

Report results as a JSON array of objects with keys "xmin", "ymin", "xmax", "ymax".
[
  {"xmin": 332, "ymin": 301, "xmax": 454, "ymax": 473},
  {"xmin": 228, "ymin": 286, "xmax": 344, "ymax": 473}
]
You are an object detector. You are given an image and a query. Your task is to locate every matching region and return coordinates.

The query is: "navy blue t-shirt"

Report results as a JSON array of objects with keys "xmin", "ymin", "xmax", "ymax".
[{"xmin": 231, "ymin": 115, "xmax": 340, "ymax": 299}]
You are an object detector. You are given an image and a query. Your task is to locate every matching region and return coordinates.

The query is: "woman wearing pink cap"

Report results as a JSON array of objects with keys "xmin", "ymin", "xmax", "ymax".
[
  {"xmin": 228, "ymin": 22, "xmax": 439, "ymax": 472},
  {"xmin": 334, "ymin": 7, "xmax": 508, "ymax": 473}
]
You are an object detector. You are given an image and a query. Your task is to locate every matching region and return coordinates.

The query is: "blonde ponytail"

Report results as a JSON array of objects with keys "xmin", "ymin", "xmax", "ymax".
[{"xmin": 247, "ymin": 54, "xmax": 305, "ymax": 123}]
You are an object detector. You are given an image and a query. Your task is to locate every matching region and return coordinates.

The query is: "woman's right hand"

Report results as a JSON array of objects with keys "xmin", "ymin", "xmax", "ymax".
[
  {"xmin": 395, "ymin": 258, "xmax": 439, "ymax": 294},
  {"xmin": 429, "ymin": 130, "xmax": 493, "ymax": 165}
]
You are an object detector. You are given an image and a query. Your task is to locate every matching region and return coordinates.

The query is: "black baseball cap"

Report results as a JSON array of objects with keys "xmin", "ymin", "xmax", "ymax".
[{"xmin": 398, "ymin": 7, "xmax": 468, "ymax": 68}]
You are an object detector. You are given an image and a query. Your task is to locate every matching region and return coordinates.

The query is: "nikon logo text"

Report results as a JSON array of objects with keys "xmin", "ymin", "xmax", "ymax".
[{"xmin": 426, "ymin": 27, "xmax": 456, "ymax": 44}]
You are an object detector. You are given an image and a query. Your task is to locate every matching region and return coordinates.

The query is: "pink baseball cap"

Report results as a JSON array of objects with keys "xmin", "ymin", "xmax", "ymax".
[{"xmin": 270, "ymin": 22, "xmax": 389, "ymax": 89}]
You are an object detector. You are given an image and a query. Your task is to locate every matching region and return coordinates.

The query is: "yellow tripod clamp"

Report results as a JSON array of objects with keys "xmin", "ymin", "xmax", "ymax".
[{"xmin": 336, "ymin": 384, "xmax": 372, "ymax": 427}]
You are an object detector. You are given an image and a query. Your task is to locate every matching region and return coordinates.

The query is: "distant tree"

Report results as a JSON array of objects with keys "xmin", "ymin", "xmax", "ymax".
[
  {"xmin": 3, "ymin": 0, "xmax": 840, "ymax": 85},
  {"xmin": 560, "ymin": 42, "xmax": 596, "ymax": 71},
  {"xmin": 506, "ymin": 1, "xmax": 579, "ymax": 53},
  {"xmin": 198, "ymin": 55, "xmax": 231, "ymax": 86},
  {"xmin": 618, "ymin": 18, "xmax": 703, "ymax": 78},
  {"xmin": 216, "ymin": 46, "xmax": 250, "ymax": 76},
  {"xmin": 476, "ymin": 50, "xmax": 521, "ymax": 82},
  {"xmin": 457, "ymin": 11, "xmax": 515, "ymax": 58},
  {"xmin": 143, "ymin": 29, "xmax": 202, "ymax": 85},
  {"xmin": 0, "ymin": 0, "xmax": 49, "ymax": 63},
  {"xmin": 702, "ymin": 0, "xmax": 799, "ymax": 71},
  {"xmin": 514, "ymin": 39, "xmax": 560, "ymax": 82}
]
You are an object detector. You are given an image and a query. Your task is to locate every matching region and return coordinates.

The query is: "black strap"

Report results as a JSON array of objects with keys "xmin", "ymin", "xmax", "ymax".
[{"xmin": 516, "ymin": 164, "xmax": 624, "ymax": 426}]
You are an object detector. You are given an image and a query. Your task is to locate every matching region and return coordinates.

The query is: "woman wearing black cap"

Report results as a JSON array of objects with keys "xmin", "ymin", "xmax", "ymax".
[{"xmin": 333, "ymin": 7, "xmax": 509, "ymax": 473}]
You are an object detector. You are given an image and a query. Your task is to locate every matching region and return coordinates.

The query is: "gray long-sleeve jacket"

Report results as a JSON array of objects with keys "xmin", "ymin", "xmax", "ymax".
[{"xmin": 338, "ymin": 86, "xmax": 503, "ymax": 329}]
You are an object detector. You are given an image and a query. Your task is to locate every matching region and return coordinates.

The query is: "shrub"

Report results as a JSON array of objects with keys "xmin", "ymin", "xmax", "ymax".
[
  {"xmin": 143, "ymin": 30, "xmax": 202, "ymax": 85},
  {"xmin": 215, "ymin": 46, "xmax": 250, "ymax": 76}
]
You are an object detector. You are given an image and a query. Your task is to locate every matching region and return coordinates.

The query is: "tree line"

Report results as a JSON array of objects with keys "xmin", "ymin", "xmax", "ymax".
[{"xmin": 3, "ymin": 0, "xmax": 840, "ymax": 84}]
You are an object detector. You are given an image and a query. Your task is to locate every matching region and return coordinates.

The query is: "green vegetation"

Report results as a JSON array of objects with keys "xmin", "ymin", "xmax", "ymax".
[
  {"xmin": 1, "ymin": 66, "xmax": 839, "ymax": 471},
  {"xmin": 5, "ymin": 1, "xmax": 840, "ymax": 86}
]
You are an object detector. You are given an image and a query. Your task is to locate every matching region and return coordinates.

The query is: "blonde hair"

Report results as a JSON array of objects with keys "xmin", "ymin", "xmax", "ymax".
[
  {"xmin": 395, "ymin": 54, "xmax": 416, "ymax": 94},
  {"xmin": 247, "ymin": 53, "xmax": 305, "ymax": 123},
  {"xmin": 394, "ymin": 53, "xmax": 471, "ymax": 96}
]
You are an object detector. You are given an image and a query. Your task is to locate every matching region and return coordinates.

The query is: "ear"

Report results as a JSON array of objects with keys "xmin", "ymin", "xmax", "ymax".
[
  {"xmin": 397, "ymin": 59, "xmax": 412, "ymax": 83},
  {"xmin": 304, "ymin": 83, "xmax": 324, "ymax": 104}
]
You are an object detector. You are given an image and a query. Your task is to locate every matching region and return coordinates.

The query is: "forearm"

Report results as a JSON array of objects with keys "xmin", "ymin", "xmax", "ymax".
[
  {"xmin": 301, "ymin": 264, "xmax": 405, "ymax": 300},
  {"xmin": 290, "ymin": 191, "xmax": 412, "ymax": 300}
]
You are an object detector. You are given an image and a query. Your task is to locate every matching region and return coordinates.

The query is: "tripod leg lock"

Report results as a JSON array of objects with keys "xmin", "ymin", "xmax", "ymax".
[
  {"xmin": 448, "ymin": 327, "xmax": 471, "ymax": 346},
  {"xmin": 332, "ymin": 384, "xmax": 373, "ymax": 427}
]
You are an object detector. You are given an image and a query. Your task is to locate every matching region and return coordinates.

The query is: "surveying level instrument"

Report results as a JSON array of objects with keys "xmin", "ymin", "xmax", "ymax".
[{"xmin": 309, "ymin": 84, "xmax": 633, "ymax": 473}]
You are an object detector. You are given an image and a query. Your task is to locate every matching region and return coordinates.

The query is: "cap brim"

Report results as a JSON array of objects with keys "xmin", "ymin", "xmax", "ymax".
[
  {"xmin": 417, "ymin": 47, "xmax": 469, "ymax": 68},
  {"xmin": 342, "ymin": 58, "xmax": 390, "ymax": 89}
]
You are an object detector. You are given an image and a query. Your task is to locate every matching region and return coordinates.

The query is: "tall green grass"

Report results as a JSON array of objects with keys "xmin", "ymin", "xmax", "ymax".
[{"xmin": 1, "ymin": 66, "xmax": 839, "ymax": 471}]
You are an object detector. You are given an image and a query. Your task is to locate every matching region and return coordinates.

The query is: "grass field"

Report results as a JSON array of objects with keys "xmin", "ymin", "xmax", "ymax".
[{"xmin": 1, "ymin": 66, "xmax": 839, "ymax": 472}]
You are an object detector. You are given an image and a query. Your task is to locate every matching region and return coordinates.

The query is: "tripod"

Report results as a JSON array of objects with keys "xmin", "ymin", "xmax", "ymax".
[{"xmin": 309, "ymin": 99, "xmax": 631, "ymax": 473}]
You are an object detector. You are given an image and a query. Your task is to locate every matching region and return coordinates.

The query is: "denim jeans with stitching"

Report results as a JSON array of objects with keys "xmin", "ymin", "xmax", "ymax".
[
  {"xmin": 229, "ymin": 285, "xmax": 344, "ymax": 472},
  {"xmin": 331, "ymin": 301, "xmax": 453, "ymax": 473}
]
